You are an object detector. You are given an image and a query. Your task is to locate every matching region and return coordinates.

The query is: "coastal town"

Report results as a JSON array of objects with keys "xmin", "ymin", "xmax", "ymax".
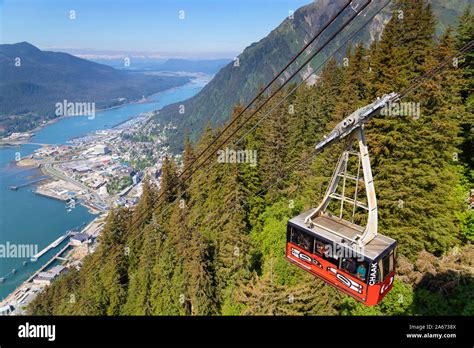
[{"xmin": 0, "ymin": 110, "xmax": 180, "ymax": 315}]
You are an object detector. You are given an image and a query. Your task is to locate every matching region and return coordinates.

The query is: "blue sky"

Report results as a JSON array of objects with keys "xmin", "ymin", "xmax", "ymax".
[{"xmin": 0, "ymin": 0, "xmax": 313, "ymax": 57}]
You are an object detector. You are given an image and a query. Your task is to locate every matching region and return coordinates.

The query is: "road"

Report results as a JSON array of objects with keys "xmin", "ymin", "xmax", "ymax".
[{"xmin": 42, "ymin": 161, "xmax": 106, "ymax": 205}]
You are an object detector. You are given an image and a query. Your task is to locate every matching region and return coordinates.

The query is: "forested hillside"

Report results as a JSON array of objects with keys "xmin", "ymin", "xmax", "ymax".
[
  {"xmin": 29, "ymin": 1, "xmax": 473, "ymax": 315},
  {"xmin": 153, "ymin": 0, "xmax": 472, "ymax": 152}
]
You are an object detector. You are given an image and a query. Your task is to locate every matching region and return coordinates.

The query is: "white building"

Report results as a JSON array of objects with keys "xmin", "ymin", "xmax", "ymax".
[
  {"xmin": 0, "ymin": 304, "xmax": 15, "ymax": 316},
  {"xmin": 33, "ymin": 265, "xmax": 67, "ymax": 285},
  {"xmin": 70, "ymin": 233, "xmax": 90, "ymax": 247},
  {"xmin": 92, "ymin": 144, "xmax": 110, "ymax": 155},
  {"xmin": 98, "ymin": 185, "xmax": 109, "ymax": 197}
]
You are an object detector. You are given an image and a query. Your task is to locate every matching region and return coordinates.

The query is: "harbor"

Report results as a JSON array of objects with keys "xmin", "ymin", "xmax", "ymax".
[
  {"xmin": 0, "ymin": 78, "xmax": 207, "ymax": 308},
  {"xmin": 0, "ymin": 215, "xmax": 105, "ymax": 315}
]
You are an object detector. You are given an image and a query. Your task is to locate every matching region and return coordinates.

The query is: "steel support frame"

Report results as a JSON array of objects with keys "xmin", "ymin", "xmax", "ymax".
[{"xmin": 304, "ymin": 126, "xmax": 377, "ymax": 247}]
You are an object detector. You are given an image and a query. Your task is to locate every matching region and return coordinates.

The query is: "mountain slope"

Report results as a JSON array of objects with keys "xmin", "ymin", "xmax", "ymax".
[
  {"xmin": 0, "ymin": 42, "xmax": 190, "ymax": 135},
  {"xmin": 28, "ymin": 0, "xmax": 474, "ymax": 316},
  {"xmin": 153, "ymin": 0, "xmax": 473, "ymax": 152}
]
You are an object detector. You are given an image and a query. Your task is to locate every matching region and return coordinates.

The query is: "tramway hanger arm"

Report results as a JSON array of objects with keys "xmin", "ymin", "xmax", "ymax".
[
  {"xmin": 305, "ymin": 92, "xmax": 399, "ymax": 247},
  {"xmin": 314, "ymin": 92, "xmax": 399, "ymax": 153}
]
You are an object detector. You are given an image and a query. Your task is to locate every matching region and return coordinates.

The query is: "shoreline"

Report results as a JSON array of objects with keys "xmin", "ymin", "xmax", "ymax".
[
  {"xmin": 1, "ymin": 96, "xmax": 154, "ymax": 143},
  {"xmin": 0, "ymin": 75, "xmax": 208, "ymax": 308},
  {"xmin": 0, "ymin": 75, "xmax": 197, "ymax": 144},
  {"xmin": 0, "ymin": 214, "xmax": 105, "ymax": 310},
  {"xmin": 37, "ymin": 165, "xmax": 104, "ymax": 215},
  {"xmin": 16, "ymin": 158, "xmax": 41, "ymax": 167}
]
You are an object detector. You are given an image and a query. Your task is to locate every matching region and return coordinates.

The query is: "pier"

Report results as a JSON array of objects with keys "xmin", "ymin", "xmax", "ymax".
[
  {"xmin": 10, "ymin": 176, "xmax": 49, "ymax": 191},
  {"xmin": 31, "ymin": 231, "xmax": 72, "ymax": 261},
  {"xmin": 25, "ymin": 243, "xmax": 71, "ymax": 284}
]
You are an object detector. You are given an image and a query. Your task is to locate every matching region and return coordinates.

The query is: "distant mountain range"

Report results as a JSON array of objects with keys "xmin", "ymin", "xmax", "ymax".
[
  {"xmin": 89, "ymin": 57, "xmax": 231, "ymax": 74},
  {"xmin": 153, "ymin": 0, "xmax": 473, "ymax": 151},
  {"xmin": 0, "ymin": 42, "xmax": 190, "ymax": 136}
]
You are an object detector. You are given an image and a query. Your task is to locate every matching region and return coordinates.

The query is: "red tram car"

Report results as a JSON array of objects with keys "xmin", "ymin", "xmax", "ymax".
[
  {"xmin": 286, "ymin": 210, "xmax": 397, "ymax": 306},
  {"xmin": 285, "ymin": 95, "xmax": 400, "ymax": 306}
]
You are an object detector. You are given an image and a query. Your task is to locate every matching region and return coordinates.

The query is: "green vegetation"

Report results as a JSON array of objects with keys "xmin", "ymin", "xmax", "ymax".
[
  {"xmin": 131, "ymin": 159, "xmax": 153, "ymax": 171},
  {"xmin": 28, "ymin": 1, "xmax": 473, "ymax": 316},
  {"xmin": 106, "ymin": 176, "xmax": 133, "ymax": 194}
]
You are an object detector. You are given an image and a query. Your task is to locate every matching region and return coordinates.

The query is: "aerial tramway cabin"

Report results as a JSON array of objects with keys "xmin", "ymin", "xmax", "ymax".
[
  {"xmin": 286, "ymin": 209, "xmax": 397, "ymax": 306},
  {"xmin": 286, "ymin": 94, "xmax": 398, "ymax": 306}
]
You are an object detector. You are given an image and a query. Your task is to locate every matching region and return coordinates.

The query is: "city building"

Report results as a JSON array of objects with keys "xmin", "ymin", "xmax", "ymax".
[
  {"xmin": 0, "ymin": 304, "xmax": 15, "ymax": 316},
  {"xmin": 92, "ymin": 144, "xmax": 111, "ymax": 155},
  {"xmin": 33, "ymin": 265, "xmax": 67, "ymax": 285},
  {"xmin": 70, "ymin": 233, "xmax": 90, "ymax": 247}
]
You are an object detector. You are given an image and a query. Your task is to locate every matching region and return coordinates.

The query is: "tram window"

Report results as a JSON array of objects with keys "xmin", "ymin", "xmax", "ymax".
[
  {"xmin": 341, "ymin": 258, "xmax": 368, "ymax": 282},
  {"xmin": 314, "ymin": 240, "xmax": 327, "ymax": 256},
  {"xmin": 377, "ymin": 259, "xmax": 383, "ymax": 282},
  {"xmin": 290, "ymin": 228, "xmax": 313, "ymax": 253},
  {"xmin": 382, "ymin": 254, "xmax": 390, "ymax": 279},
  {"xmin": 380, "ymin": 252, "xmax": 394, "ymax": 280},
  {"xmin": 321, "ymin": 243, "xmax": 339, "ymax": 266},
  {"xmin": 389, "ymin": 251, "xmax": 394, "ymax": 272},
  {"xmin": 341, "ymin": 258, "xmax": 357, "ymax": 274},
  {"xmin": 357, "ymin": 261, "xmax": 368, "ymax": 282}
]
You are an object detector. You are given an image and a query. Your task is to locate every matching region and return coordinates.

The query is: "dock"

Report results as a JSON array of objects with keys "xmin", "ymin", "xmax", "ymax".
[
  {"xmin": 25, "ymin": 243, "xmax": 71, "ymax": 284},
  {"xmin": 10, "ymin": 176, "xmax": 49, "ymax": 191},
  {"xmin": 32, "ymin": 232, "xmax": 72, "ymax": 261},
  {"xmin": 33, "ymin": 189, "xmax": 68, "ymax": 201}
]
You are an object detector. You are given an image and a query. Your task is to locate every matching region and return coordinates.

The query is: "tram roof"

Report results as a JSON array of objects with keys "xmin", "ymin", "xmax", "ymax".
[{"xmin": 288, "ymin": 209, "xmax": 396, "ymax": 261}]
